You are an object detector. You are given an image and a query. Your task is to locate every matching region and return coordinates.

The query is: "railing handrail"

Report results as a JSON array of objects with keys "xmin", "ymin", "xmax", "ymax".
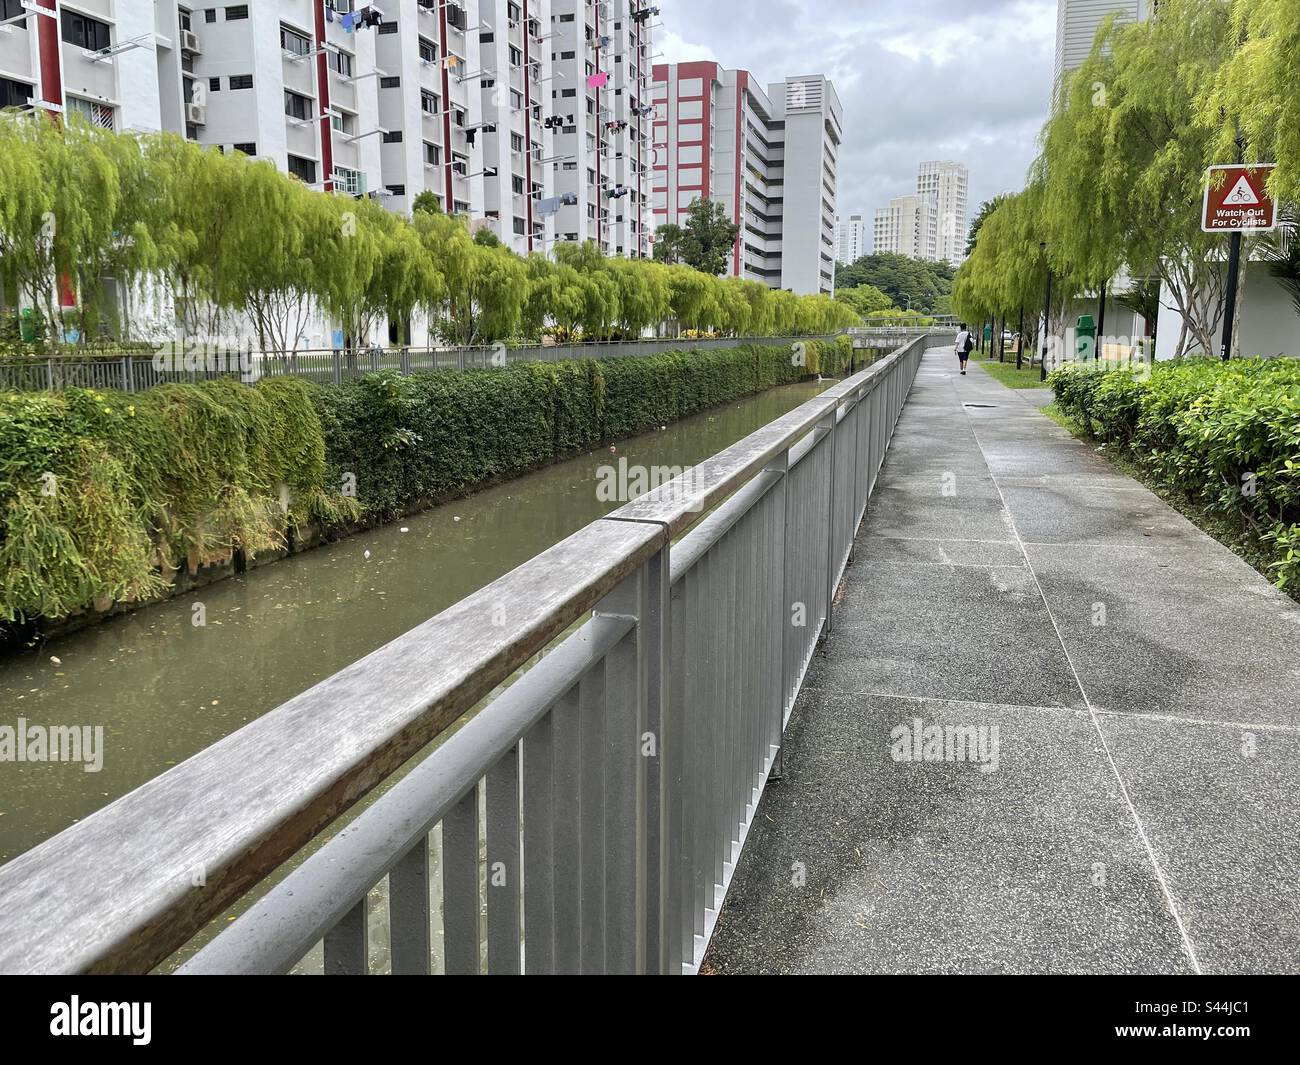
[
  {"xmin": 0, "ymin": 333, "xmax": 847, "ymax": 365},
  {"xmin": 0, "ymin": 334, "xmax": 937, "ymax": 974}
]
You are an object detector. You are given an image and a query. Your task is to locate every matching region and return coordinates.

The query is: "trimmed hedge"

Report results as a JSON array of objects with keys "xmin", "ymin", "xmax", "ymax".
[
  {"xmin": 319, "ymin": 340, "xmax": 848, "ymax": 519},
  {"xmin": 1049, "ymin": 358, "xmax": 1300, "ymax": 590},
  {"xmin": 0, "ymin": 340, "xmax": 850, "ymax": 622}
]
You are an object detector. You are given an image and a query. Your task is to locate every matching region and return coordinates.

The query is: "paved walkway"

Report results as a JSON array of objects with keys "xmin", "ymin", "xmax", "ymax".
[{"xmin": 704, "ymin": 348, "xmax": 1300, "ymax": 975}]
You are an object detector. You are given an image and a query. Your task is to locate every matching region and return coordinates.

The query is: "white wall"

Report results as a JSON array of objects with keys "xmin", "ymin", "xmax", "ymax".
[{"xmin": 1156, "ymin": 263, "xmax": 1300, "ymax": 359}]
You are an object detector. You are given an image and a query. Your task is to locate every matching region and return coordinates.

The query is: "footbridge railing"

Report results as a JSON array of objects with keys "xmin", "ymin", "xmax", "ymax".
[{"xmin": 0, "ymin": 335, "xmax": 935, "ymax": 975}]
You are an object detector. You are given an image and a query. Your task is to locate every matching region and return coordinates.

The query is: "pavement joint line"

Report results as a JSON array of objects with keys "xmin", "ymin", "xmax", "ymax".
[
  {"xmin": 960, "ymin": 358, "xmax": 1205, "ymax": 976},
  {"xmin": 801, "ymin": 688, "xmax": 1092, "ymax": 718},
  {"xmin": 1091, "ymin": 708, "xmax": 1300, "ymax": 733},
  {"xmin": 869, "ymin": 534, "xmax": 1017, "ymax": 545},
  {"xmin": 865, "ymin": 559, "xmax": 1029, "ymax": 571}
]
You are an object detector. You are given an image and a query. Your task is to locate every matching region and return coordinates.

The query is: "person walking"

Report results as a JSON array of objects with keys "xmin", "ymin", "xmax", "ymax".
[{"xmin": 955, "ymin": 323, "xmax": 974, "ymax": 375}]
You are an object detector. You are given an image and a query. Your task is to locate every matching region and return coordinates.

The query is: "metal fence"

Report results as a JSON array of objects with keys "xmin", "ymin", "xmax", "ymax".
[
  {"xmin": 0, "ymin": 334, "xmax": 934, "ymax": 975},
  {"xmin": 0, "ymin": 334, "xmax": 846, "ymax": 393}
]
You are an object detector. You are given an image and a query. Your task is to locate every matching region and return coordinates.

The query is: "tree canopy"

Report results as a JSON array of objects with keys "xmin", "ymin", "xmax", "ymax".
[
  {"xmin": 834, "ymin": 253, "xmax": 955, "ymax": 314},
  {"xmin": 957, "ymin": 0, "xmax": 1295, "ymax": 358},
  {"xmin": 0, "ymin": 116, "xmax": 857, "ymax": 352},
  {"xmin": 652, "ymin": 197, "xmax": 741, "ymax": 277}
]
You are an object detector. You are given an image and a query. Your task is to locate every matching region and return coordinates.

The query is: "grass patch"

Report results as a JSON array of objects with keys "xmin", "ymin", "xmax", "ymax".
[
  {"xmin": 1042, "ymin": 401, "xmax": 1298, "ymax": 602},
  {"xmin": 969, "ymin": 350, "xmax": 1048, "ymax": 389}
]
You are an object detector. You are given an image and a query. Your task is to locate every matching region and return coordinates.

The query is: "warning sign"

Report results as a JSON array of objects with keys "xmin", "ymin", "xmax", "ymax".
[{"xmin": 1202, "ymin": 165, "xmax": 1277, "ymax": 233}]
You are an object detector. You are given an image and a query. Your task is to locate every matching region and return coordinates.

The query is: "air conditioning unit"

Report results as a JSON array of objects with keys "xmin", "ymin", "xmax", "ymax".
[
  {"xmin": 180, "ymin": 30, "xmax": 201, "ymax": 54},
  {"xmin": 185, "ymin": 102, "xmax": 206, "ymax": 125}
]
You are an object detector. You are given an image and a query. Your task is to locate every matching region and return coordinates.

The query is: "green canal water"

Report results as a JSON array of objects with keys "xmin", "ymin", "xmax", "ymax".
[{"xmin": 0, "ymin": 380, "xmax": 833, "ymax": 866}]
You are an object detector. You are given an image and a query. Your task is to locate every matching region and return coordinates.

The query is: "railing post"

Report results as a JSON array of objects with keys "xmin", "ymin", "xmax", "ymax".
[{"xmin": 591, "ymin": 542, "xmax": 672, "ymax": 974}]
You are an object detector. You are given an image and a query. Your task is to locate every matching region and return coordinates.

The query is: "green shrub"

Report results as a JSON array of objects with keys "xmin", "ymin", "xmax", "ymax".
[
  {"xmin": 1049, "ymin": 358, "xmax": 1300, "ymax": 590},
  {"xmin": 0, "ymin": 377, "xmax": 356, "ymax": 622}
]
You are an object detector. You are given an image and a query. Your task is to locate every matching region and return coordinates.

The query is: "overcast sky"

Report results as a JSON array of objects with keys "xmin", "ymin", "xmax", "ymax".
[{"xmin": 654, "ymin": 0, "xmax": 1058, "ymax": 240}]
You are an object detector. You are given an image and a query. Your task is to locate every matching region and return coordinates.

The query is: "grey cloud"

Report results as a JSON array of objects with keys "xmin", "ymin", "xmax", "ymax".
[{"xmin": 655, "ymin": 0, "xmax": 1056, "ymax": 240}]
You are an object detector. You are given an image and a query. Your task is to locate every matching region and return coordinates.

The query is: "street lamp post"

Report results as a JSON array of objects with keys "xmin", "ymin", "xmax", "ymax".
[{"xmin": 1039, "ymin": 242, "xmax": 1053, "ymax": 383}]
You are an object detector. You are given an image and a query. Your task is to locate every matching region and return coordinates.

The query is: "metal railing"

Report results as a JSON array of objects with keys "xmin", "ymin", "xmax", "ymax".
[
  {"xmin": 0, "ymin": 334, "xmax": 846, "ymax": 393},
  {"xmin": 0, "ymin": 335, "xmax": 934, "ymax": 975}
]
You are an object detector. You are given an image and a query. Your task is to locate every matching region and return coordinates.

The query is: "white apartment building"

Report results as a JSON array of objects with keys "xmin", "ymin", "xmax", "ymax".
[
  {"xmin": 547, "ymin": 0, "xmax": 655, "ymax": 257},
  {"xmin": 1053, "ymin": 0, "xmax": 1149, "ymax": 91},
  {"xmin": 651, "ymin": 63, "xmax": 840, "ymax": 295},
  {"xmin": 773, "ymin": 74, "xmax": 839, "ymax": 294},
  {"xmin": 835, "ymin": 213, "xmax": 865, "ymax": 265},
  {"xmin": 917, "ymin": 160, "xmax": 968, "ymax": 264},
  {"xmin": 873, "ymin": 194, "xmax": 935, "ymax": 261}
]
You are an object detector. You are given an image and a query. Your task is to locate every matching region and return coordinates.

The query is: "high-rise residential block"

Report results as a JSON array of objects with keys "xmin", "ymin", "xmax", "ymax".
[
  {"xmin": 835, "ymin": 213, "xmax": 866, "ymax": 265},
  {"xmin": 651, "ymin": 62, "xmax": 840, "ymax": 295},
  {"xmin": 917, "ymin": 160, "xmax": 968, "ymax": 265},
  {"xmin": 873, "ymin": 194, "xmax": 935, "ymax": 261}
]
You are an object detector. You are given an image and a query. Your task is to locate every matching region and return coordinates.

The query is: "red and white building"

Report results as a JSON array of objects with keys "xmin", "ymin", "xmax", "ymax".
[{"xmin": 651, "ymin": 61, "xmax": 840, "ymax": 295}]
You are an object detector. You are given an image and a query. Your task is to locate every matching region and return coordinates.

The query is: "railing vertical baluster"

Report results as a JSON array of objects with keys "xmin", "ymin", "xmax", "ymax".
[
  {"xmin": 442, "ymin": 785, "xmax": 481, "ymax": 975},
  {"xmin": 578, "ymin": 662, "xmax": 607, "ymax": 972},
  {"xmin": 486, "ymin": 746, "xmax": 522, "ymax": 974},
  {"xmin": 522, "ymin": 714, "xmax": 555, "ymax": 975},
  {"xmin": 550, "ymin": 688, "xmax": 582, "ymax": 974},
  {"xmin": 390, "ymin": 836, "xmax": 431, "ymax": 975},
  {"xmin": 819, "ymin": 407, "xmax": 838, "ymax": 635},
  {"xmin": 323, "ymin": 897, "xmax": 368, "ymax": 975}
]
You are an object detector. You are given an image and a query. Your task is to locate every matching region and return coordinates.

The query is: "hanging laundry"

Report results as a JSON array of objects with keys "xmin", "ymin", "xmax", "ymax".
[
  {"xmin": 340, "ymin": 12, "xmax": 355, "ymax": 32},
  {"xmin": 587, "ymin": 71, "xmax": 609, "ymax": 88},
  {"xmin": 560, "ymin": 192, "xmax": 578, "ymax": 206},
  {"xmin": 536, "ymin": 196, "xmax": 563, "ymax": 219}
]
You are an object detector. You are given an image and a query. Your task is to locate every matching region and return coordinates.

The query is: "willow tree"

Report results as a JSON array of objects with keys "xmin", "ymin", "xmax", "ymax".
[
  {"xmin": 0, "ymin": 114, "xmax": 133, "ymax": 350},
  {"xmin": 1037, "ymin": 0, "xmax": 1235, "ymax": 356},
  {"xmin": 610, "ymin": 257, "xmax": 670, "ymax": 338},
  {"xmin": 1202, "ymin": 0, "xmax": 1300, "ymax": 204},
  {"xmin": 0, "ymin": 114, "xmax": 57, "ymax": 342}
]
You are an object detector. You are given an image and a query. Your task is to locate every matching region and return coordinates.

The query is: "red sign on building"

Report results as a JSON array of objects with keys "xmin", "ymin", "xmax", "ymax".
[{"xmin": 1202, "ymin": 165, "xmax": 1277, "ymax": 233}]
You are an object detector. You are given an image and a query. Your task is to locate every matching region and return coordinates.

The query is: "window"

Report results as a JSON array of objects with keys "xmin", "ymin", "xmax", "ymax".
[
  {"xmin": 513, "ymin": 217, "xmax": 526, "ymax": 235},
  {"xmin": 284, "ymin": 90, "xmax": 313, "ymax": 121},
  {"xmin": 61, "ymin": 10, "xmax": 111, "ymax": 51},
  {"xmin": 233, "ymin": 143, "xmax": 256, "ymax": 156},
  {"xmin": 331, "ymin": 111, "xmax": 356, "ymax": 135},
  {"xmin": 0, "ymin": 0, "xmax": 24, "ymax": 19},
  {"xmin": 229, "ymin": 74, "xmax": 253, "ymax": 90},
  {"xmin": 510, "ymin": 132, "xmax": 524, "ymax": 152},
  {"xmin": 421, "ymin": 91, "xmax": 439, "ymax": 115},
  {"xmin": 281, "ymin": 25, "xmax": 312, "ymax": 56},
  {"xmin": 380, "ymin": 76, "xmax": 401, "ymax": 89},
  {"xmin": 512, "ymin": 175, "xmax": 524, "ymax": 194},
  {"xmin": 287, "ymin": 155, "xmax": 316, "ymax": 183},
  {"xmin": 0, "ymin": 77, "xmax": 33, "ymax": 109},
  {"xmin": 225, "ymin": 5, "xmax": 249, "ymax": 20},
  {"xmin": 382, "ymin": 130, "xmax": 403, "ymax": 143},
  {"xmin": 329, "ymin": 50, "xmax": 354, "ymax": 77},
  {"xmin": 209, "ymin": 77, "xmax": 221, "ymax": 93},
  {"xmin": 386, "ymin": 184, "xmax": 407, "ymax": 197},
  {"xmin": 424, "ymin": 143, "xmax": 441, "ymax": 166},
  {"xmin": 378, "ymin": 21, "xmax": 397, "ymax": 34},
  {"xmin": 65, "ymin": 97, "xmax": 114, "ymax": 130},
  {"xmin": 419, "ymin": 37, "xmax": 437, "ymax": 63},
  {"xmin": 205, "ymin": 9, "xmax": 216, "ymax": 23}
]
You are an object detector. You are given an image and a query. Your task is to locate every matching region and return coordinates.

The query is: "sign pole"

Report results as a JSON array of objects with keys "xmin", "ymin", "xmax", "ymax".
[{"xmin": 1220, "ymin": 230, "xmax": 1242, "ymax": 361}]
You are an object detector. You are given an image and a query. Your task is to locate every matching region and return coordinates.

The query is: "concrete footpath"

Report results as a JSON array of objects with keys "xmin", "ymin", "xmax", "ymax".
[{"xmin": 704, "ymin": 348, "xmax": 1300, "ymax": 974}]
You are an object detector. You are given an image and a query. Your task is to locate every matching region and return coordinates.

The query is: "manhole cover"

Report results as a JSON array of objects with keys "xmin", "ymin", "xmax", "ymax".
[{"xmin": 963, "ymin": 403, "xmax": 997, "ymax": 408}]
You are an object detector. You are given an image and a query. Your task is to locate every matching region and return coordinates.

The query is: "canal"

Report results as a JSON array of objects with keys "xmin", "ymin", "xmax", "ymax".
[{"xmin": 0, "ymin": 379, "xmax": 834, "ymax": 866}]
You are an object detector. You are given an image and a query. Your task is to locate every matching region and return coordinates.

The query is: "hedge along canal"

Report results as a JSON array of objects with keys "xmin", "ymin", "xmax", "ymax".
[{"xmin": 0, "ymin": 362, "xmax": 841, "ymax": 865}]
